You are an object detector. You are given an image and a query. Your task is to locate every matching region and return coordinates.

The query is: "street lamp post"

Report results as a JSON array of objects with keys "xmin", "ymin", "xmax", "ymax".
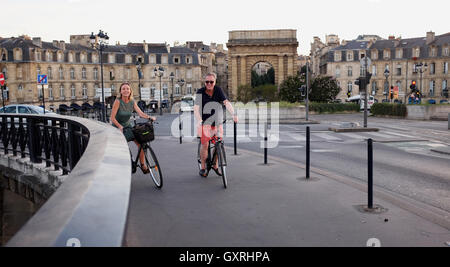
[
  {"xmin": 90, "ymin": 30, "xmax": 109, "ymax": 123},
  {"xmin": 415, "ymin": 62, "xmax": 428, "ymax": 98},
  {"xmin": 154, "ymin": 66, "xmax": 164, "ymax": 116},
  {"xmin": 178, "ymin": 79, "xmax": 185, "ymax": 96},
  {"xmin": 169, "ymin": 72, "xmax": 175, "ymax": 109},
  {"xmin": 384, "ymin": 68, "xmax": 390, "ymax": 102},
  {"xmin": 136, "ymin": 60, "xmax": 142, "ymax": 101}
]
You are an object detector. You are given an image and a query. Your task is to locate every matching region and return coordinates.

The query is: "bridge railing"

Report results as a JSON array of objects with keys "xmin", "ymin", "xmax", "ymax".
[{"xmin": 1, "ymin": 114, "xmax": 131, "ymax": 247}]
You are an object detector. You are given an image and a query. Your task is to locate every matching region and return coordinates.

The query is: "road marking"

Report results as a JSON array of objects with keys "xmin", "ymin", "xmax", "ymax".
[
  {"xmin": 338, "ymin": 132, "xmax": 367, "ymax": 140},
  {"xmin": 312, "ymin": 149, "xmax": 337, "ymax": 153},
  {"xmin": 383, "ymin": 131, "xmax": 415, "ymax": 138},
  {"xmin": 285, "ymin": 132, "xmax": 306, "ymax": 141},
  {"xmin": 427, "ymin": 143, "xmax": 447, "ymax": 148},
  {"xmin": 366, "ymin": 132, "xmax": 395, "ymax": 139},
  {"xmin": 314, "ymin": 133, "xmax": 342, "ymax": 141}
]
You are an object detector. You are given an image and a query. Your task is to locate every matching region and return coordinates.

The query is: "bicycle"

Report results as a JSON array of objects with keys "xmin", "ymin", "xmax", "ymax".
[
  {"xmin": 197, "ymin": 121, "xmax": 228, "ymax": 189},
  {"xmin": 128, "ymin": 119, "xmax": 163, "ymax": 189}
]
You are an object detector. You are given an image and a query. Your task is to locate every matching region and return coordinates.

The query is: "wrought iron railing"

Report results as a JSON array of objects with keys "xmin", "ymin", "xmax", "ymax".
[{"xmin": 0, "ymin": 115, "xmax": 89, "ymax": 175}]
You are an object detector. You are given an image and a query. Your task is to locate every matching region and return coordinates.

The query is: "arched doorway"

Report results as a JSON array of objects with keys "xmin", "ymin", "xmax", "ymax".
[{"xmin": 251, "ymin": 62, "xmax": 275, "ymax": 88}]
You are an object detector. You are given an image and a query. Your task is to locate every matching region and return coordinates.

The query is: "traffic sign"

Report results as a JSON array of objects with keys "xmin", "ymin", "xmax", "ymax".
[
  {"xmin": 38, "ymin": 74, "xmax": 48, "ymax": 85},
  {"xmin": 0, "ymin": 73, "xmax": 5, "ymax": 86}
]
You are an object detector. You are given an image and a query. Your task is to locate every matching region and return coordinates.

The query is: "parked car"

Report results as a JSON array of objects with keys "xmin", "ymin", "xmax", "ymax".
[
  {"xmin": 180, "ymin": 95, "xmax": 195, "ymax": 112},
  {"xmin": 0, "ymin": 104, "xmax": 55, "ymax": 115},
  {"xmin": 346, "ymin": 95, "xmax": 375, "ymax": 110},
  {"xmin": 439, "ymin": 100, "xmax": 449, "ymax": 104}
]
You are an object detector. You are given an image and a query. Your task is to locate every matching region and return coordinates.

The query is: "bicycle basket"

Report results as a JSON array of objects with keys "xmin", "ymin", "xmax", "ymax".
[{"xmin": 132, "ymin": 122, "xmax": 155, "ymax": 143}]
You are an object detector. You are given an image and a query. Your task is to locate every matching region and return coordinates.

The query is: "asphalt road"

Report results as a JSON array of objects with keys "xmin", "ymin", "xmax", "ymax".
[{"xmin": 150, "ymin": 112, "xmax": 450, "ymax": 213}]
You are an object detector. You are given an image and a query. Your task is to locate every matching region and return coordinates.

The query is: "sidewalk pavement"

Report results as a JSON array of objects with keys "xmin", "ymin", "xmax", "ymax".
[
  {"xmin": 125, "ymin": 137, "xmax": 450, "ymax": 247},
  {"xmin": 431, "ymin": 146, "xmax": 450, "ymax": 155}
]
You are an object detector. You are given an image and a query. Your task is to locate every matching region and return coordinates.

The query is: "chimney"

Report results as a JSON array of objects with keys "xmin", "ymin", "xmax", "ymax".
[
  {"xmin": 426, "ymin": 31, "xmax": 435, "ymax": 44},
  {"xmin": 394, "ymin": 37, "xmax": 401, "ymax": 47},
  {"xmin": 388, "ymin": 35, "xmax": 395, "ymax": 40},
  {"xmin": 53, "ymin": 40, "xmax": 59, "ymax": 48},
  {"xmin": 166, "ymin": 43, "xmax": 170, "ymax": 54},
  {"xmin": 32, "ymin": 37, "xmax": 42, "ymax": 48},
  {"xmin": 143, "ymin": 40, "xmax": 148, "ymax": 54},
  {"xmin": 60, "ymin": 40, "xmax": 65, "ymax": 50}
]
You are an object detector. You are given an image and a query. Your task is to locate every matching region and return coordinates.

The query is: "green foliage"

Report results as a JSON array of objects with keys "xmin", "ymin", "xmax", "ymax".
[
  {"xmin": 279, "ymin": 75, "xmax": 305, "ymax": 103},
  {"xmin": 309, "ymin": 102, "xmax": 360, "ymax": 114},
  {"xmin": 251, "ymin": 67, "xmax": 275, "ymax": 88},
  {"xmin": 371, "ymin": 103, "xmax": 407, "ymax": 117},
  {"xmin": 236, "ymin": 84, "xmax": 278, "ymax": 103},
  {"xmin": 309, "ymin": 76, "xmax": 341, "ymax": 102}
]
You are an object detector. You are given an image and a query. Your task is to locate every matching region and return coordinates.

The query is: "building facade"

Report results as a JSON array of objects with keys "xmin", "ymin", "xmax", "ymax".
[
  {"xmin": 311, "ymin": 32, "xmax": 450, "ymax": 102},
  {"xmin": 0, "ymin": 34, "xmax": 213, "ymax": 111}
]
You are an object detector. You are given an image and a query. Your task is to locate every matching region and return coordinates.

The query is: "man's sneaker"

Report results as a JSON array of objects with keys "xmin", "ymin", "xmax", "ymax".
[
  {"xmin": 199, "ymin": 169, "xmax": 208, "ymax": 177},
  {"xmin": 212, "ymin": 166, "xmax": 222, "ymax": 176}
]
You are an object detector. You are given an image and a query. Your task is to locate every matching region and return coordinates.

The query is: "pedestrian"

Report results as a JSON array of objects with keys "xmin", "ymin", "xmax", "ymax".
[{"xmin": 110, "ymin": 82, "xmax": 156, "ymax": 173}]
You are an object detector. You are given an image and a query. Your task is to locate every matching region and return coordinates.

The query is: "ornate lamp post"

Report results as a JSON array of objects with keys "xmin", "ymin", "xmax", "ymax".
[
  {"xmin": 136, "ymin": 60, "xmax": 143, "ymax": 101},
  {"xmin": 177, "ymin": 79, "xmax": 185, "ymax": 96},
  {"xmin": 384, "ymin": 68, "xmax": 390, "ymax": 102},
  {"xmin": 154, "ymin": 66, "xmax": 164, "ymax": 116},
  {"xmin": 169, "ymin": 72, "xmax": 175, "ymax": 108},
  {"xmin": 90, "ymin": 30, "xmax": 109, "ymax": 122},
  {"xmin": 415, "ymin": 62, "xmax": 428, "ymax": 97}
]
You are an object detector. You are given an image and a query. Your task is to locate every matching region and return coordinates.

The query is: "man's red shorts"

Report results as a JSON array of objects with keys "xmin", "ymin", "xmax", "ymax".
[{"xmin": 197, "ymin": 125, "xmax": 224, "ymax": 145}]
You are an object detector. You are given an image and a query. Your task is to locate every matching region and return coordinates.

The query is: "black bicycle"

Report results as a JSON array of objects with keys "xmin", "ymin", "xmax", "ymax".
[
  {"xmin": 128, "ymin": 119, "xmax": 163, "ymax": 189},
  {"xmin": 197, "ymin": 123, "xmax": 228, "ymax": 189}
]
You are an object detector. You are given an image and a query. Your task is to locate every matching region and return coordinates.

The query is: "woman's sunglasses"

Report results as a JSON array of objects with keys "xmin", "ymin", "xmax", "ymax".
[{"xmin": 205, "ymin": 81, "xmax": 214, "ymax": 84}]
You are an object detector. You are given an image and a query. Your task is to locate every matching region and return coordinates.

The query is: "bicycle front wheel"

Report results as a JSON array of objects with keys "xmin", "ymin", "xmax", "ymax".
[
  {"xmin": 144, "ymin": 145, "xmax": 163, "ymax": 189},
  {"xmin": 215, "ymin": 142, "xmax": 228, "ymax": 189}
]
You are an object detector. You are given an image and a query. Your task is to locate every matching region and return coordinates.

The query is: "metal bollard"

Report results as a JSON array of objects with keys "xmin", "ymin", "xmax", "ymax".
[
  {"xmin": 264, "ymin": 123, "xmax": 268, "ymax": 164},
  {"xmin": 306, "ymin": 126, "xmax": 310, "ymax": 179},
  {"xmin": 179, "ymin": 110, "xmax": 182, "ymax": 144},
  {"xmin": 234, "ymin": 121, "xmax": 237, "ymax": 155},
  {"xmin": 368, "ymin": 138, "xmax": 373, "ymax": 209}
]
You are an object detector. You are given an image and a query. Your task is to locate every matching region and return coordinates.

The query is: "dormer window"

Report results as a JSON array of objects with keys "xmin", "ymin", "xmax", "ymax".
[
  {"xmin": 334, "ymin": 51, "xmax": 341, "ymax": 62},
  {"xmin": 108, "ymin": 54, "xmax": 115, "ymax": 64},
  {"xmin": 174, "ymin": 57, "xmax": 180, "ymax": 64},
  {"xmin": 346, "ymin": 51, "xmax": 353, "ymax": 61},
  {"xmin": 68, "ymin": 52, "xmax": 74, "ymax": 63},
  {"xmin": 396, "ymin": 49, "xmax": 403, "ymax": 59},
  {"xmin": 413, "ymin": 48, "xmax": 420, "ymax": 58},
  {"xmin": 371, "ymin": 50, "xmax": 378, "ymax": 60},
  {"xmin": 383, "ymin": 49, "xmax": 390, "ymax": 59}
]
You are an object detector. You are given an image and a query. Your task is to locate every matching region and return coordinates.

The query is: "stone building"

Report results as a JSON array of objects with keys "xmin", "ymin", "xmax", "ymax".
[
  {"xmin": 311, "ymin": 32, "xmax": 450, "ymax": 102},
  {"xmin": 0, "ymin": 34, "xmax": 210, "ymax": 111}
]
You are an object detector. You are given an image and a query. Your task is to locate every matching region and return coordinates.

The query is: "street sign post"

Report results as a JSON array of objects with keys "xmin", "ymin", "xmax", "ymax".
[
  {"xmin": 38, "ymin": 75, "xmax": 48, "ymax": 114},
  {"xmin": 0, "ymin": 73, "xmax": 5, "ymax": 108}
]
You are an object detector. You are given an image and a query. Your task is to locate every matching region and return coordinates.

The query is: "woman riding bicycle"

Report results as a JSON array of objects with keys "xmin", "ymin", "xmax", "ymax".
[
  {"xmin": 194, "ymin": 73, "xmax": 238, "ymax": 177},
  {"xmin": 111, "ymin": 82, "xmax": 156, "ymax": 174}
]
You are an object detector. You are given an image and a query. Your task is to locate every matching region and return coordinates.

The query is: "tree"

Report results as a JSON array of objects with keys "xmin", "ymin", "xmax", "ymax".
[
  {"xmin": 279, "ymin": 75, "xmax": 305, "ymax": 103},
  {"xmin": 237, "ymin": 84, "xmax": 253, "ymax": 104},
  {"xmin": 309, "ymin": 76, "xmax": 341, "ymax": 102}
]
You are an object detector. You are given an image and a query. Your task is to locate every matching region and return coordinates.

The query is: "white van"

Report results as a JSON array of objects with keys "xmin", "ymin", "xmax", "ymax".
[
  {"xmin": 180, "ymin": 95, "xmax": 195, "ymax": 112},
  {"xmin": 346, "ymin": 95, "xmax": 375, "ymax": 110}
]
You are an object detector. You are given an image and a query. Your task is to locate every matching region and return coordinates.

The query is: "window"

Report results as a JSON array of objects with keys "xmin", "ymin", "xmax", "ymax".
[
  {"xmin": 71, "ymin": 84, "xmax": 76, "ymax": 99},
  {"xmin": 111, "ymin": 84, "xmax": 115, "ymax": 95},
  {"xmin": 429, "ymin": 80, "xmax": 435, "ymax": 96},
  {"xmin": 151, "ymin": 85, "xmax": 156, "ymax": 97},
  {"xmin": 347, "ymin": 82, "xmax": 353, "ymax": 93},
  {"xmin": 396, "ymin": 81, "xmax": 402, "ymax": 94},
  {"xmin": 175, "ymin": 84, "xmax": 180, "ymax": 95},
  {"xmin": 372, "ymin": 65, "xmax": 377, "ymax": 76},
  {"xmin": 68, "ymin": 53, "xmax": 74, "ymax": 63},
  {"xmin": 396, "ymin": 49, "xmax": 403, "ymax": 59},
  {"xmin": 431, "ymin": 47, "xmax": 437, "ymax": 57},
  {"xmin": 110, "ymin": 69, "xmax": 114, "ymax": 80},
  {"xmin": 60, "ymin": 84, "xmax": 65, "ymax": 99},
  {"xmin": 150, "ymin": 54, "xmax": 156, "ymax": 64},
  {"xmin": 430, "ymin": 63, "xmax": 435, "ymax": 75},
  {"xmin": 48, "ymin": 67, "xmax": 53, "ymax": 80},
  {"xmin": 92, "ymin": 54, "xmax": 98, "ymax": 63},
  {"xmin": 37, "ymin": 67, "xmax": 41, "ymax": 76},
  {"xmin": 335, "ymin": 66, "xmax": 341, "ymax": 78},
  {"xmin": 346, "ymin": 51, "xmax": 353, "ymax": 61},
  {"xmin": 414, "ymin": 48, "xmax": 420, "ymax": 58},
  {"xmin": 17, "ymin": 66, "xmax": 23, "ymax": 79},
  {"xmin": 46, "ymin": 51, "xmax": 52, "ymax": 62},
  {"xmin": 2, "ymin": 67, "xmax": 6, "ymax": 79},
  {"xmin": 35, "ymin": 51, "xmax": 42, "ymax": 61},
  {"xmin": 163, "ymin": 84, "xmax": 168, "ymax": 95},
  {"xmin": 371, "ymin": 82, "xmax": 378, "ymax": 95},
  {"xmin": 70, "ymin": 68, "xmax": 75, "ymax": 79},
  {"xmin": 176, "ymin": 68, "xmax": 180, "ymax": 78},
  {"xmin": 396, "ymin": 65, "xmax": 402, "ymax": 76},
  {"xmin": 385, "ymin": 64, "xmax": 390, "ymax": 72},
  {"xmin": 18, "ymin": 84, "xmax": 23, "ymax": 91},
  {"xmin": 444, "ymin": 47, "xmax": 449, "ymax": 56},
  {"xmin": 38, "ymin": 86, "xmax": 43, "ymax": 99},
  {"xmin": 162, "ymin": 55, "xmax": 168, "ymax": 64},
  {"xmin": 187, "ymin": 84, "xmax": 192, "ymax": 95},
  {"xmin": 371, "ymin": 50, "xmax": 378, "ymax": 60},
  {"xmin": 94, "ymin": 68, "xmax": 98, "ymax": 80},
  {"xmin": 125, "ymin": 55, "xmax": 132, "ymax": 64},
  {"xmin": 444, "ymin": 62, "xmax": 448, "ymax": 74},
  {"xmin": 109, "ymin": 54, "xmax": 115, "ymax": 64},
  {"xmin": 81, "ymin": 53, "xmax": 86, "ymax": 63},
  {"xmin": 442, "ymin": 80, "xmax": 447, "ymax": 91},
  {"xmin": 83, "ymin": 84, "xmax": 88, "ymax": 98},
  {"xmin": 82, "ymin": 67, "xmax": 87, "ymax": 79},
  {"xmin": 59, "ymin": 67, "xmax": 64, "ymax": 79},
  {"xmin": 174, "ymin": 57, "xmax": 180, "ymax": 64},
  {"xmin": 186, "ymin": 57, "xmax": 191, "ymax": 64},
  {"xmin": 347, "ymin": 66, "xmax": 352, "ymax": 77},
  {"xmin": 334, "ymin": 51, "xmax": 341, "ymax": 62},
  {"xmin": 57, "ymin": 52, "xmax": 63, "ymax": 62},
  {"xmin": 49, "ymin": 84, "xmax": 53, "ymax": 99},
  {"xmin": 384, "ymin": 50, "xmax": 390, "ymax": 59}
]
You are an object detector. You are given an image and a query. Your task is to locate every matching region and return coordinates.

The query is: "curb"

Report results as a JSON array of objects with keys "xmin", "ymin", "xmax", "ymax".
[
  {"xmin": 329, "ymin": 127, "xmax": 379, "ymax": 132},
  {"xmin": 430, "ymin": 147, "xmax": 450, "ymax": 155}
]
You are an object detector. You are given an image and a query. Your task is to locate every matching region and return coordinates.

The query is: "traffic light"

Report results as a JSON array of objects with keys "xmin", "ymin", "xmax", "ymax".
[
  {"xmin": 390, "ymin": 86, "xmax": 394, "ymax": 100},
  {"xmin": 410, "ymin": 81, "xmax": 417, "ymax": 92},
  {"xmin": 366, "ymin": 73, "xmax": 372, "ymax": 84},
  {"xmin": 347, "ymin": 91, "xmax": 351, "ymax": 98},
  {"xmin": 298, "ymin": 85, "xmax": 306, "ymax": 97},
  {"xmin": 355, "ymin": 78, "xmax": 361, "ymax": 87}
]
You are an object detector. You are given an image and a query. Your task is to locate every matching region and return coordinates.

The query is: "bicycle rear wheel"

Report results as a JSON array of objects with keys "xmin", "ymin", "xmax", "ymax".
[
  {"xmin": 197, "ymin": 138, "xmax": 202, "ymax": 172},
  {"xmin": 144, "ymin": 145, "xmax": 163, "ymax": 189},
  {"xmin": 215, "ymin": 142, "xmax": 227, "ymax": 189}
]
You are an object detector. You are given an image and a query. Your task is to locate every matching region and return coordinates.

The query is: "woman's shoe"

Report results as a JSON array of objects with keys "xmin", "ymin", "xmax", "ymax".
[
  {"xmin": 211, "ymin": 166, "xmax": 222, "ymax": 176},
  {"xmin": 199, "ymin": 169, "xmax": 208, "ymax": 177},
  {"xmin": 141, "ymin": 165, "xmax": 150, "ymax": 174}
]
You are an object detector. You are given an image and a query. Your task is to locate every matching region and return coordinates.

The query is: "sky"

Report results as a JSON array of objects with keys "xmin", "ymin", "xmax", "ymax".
[{"xmin": 2, "ymin": 0, "xmax": 449, "ymax": 55}]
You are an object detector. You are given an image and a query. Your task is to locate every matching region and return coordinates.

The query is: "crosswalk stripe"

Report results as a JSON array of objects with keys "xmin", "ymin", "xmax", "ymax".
[
  {"xmin": 383, "ymin": 131, "xmax": 414, "ymax": 138},
  {"xmin": 338, "ymin": 133, "xmax": 366, "ymax": 139},
  {"xmin": 285, "ymin": 132, "xmax": 306, "ymax": 141},
  {"xmin": 366, "ymin": 132, "xmax": 395, "ymax": 139},
  {"xmin": 314, "ymin": 133, "xmax": 343, "ymax": 141}
]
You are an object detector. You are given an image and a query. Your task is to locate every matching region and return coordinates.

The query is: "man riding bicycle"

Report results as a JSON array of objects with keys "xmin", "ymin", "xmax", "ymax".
[{"xmin": 194, "ymin": 73, "xmax": 238, "ymax": 177}]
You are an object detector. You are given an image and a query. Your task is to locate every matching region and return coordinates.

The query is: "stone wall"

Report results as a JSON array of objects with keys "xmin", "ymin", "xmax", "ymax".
[{"xmin": 407, "ymin": 105, "xmax": 450, "ymax": 120}]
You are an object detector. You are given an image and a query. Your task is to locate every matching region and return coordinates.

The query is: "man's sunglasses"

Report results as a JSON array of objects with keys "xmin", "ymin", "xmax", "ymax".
[{"xmin": 205, "ymin": 81, "xmax": 214, "ymax": 84}]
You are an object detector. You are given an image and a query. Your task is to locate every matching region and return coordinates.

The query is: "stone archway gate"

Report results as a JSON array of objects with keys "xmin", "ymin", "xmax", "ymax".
[{"xmin": 227, "ymin": 30, "xmax": 299, "ymax": 99}]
